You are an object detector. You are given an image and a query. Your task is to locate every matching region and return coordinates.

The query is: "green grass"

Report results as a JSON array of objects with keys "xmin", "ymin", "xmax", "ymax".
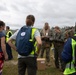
[{"xmin": 3, "ymin": 50, "xmax": 63, "ymax": 75}]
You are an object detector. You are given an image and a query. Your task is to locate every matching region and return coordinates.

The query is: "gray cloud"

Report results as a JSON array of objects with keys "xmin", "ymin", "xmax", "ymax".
[
  {"xmin": 0, "ymin": 0, "xmax": 76, "ymax": 29},
  {"xmin": 0, "ymin": 1, "xmax": 8, "ymax": 12},
  {"xmin": 10, "ymin": 4, "xmax": 20, "ymax": 11},
  {"xmin": 0, "ymin": 6, "xmax": 8, "ymax": 11}
]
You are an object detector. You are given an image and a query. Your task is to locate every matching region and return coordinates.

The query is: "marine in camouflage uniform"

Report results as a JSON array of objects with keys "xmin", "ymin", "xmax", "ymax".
[
  {"xmin": 64, "ymin": 28, "xmax": 69, "ymax": 42},
  {"xmin": 64, "ymin": 27, "xmax": 74, "ymax": 42},
  {"xmin": 40, "ymin": 22, "xmax": 53, "ymax": 66},
  {"xmin": 53, "ymin": 26, "xmax": 65, "ymax": 71}
]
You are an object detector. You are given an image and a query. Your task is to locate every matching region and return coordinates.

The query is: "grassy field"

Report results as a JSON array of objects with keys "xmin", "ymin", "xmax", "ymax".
[{"xmin": 2, "ymin": 49, "xmax": 63, "ymax": 75}]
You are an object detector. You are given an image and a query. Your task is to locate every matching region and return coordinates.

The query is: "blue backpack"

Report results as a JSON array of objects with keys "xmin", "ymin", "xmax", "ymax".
[{"xmin": 16, "ymin": 26, "xmax": 35, "ymax": 56}]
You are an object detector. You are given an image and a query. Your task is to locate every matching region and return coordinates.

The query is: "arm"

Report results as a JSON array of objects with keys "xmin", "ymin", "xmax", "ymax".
[
  {"xmin": 35, "ymin": 29, "xmax": 42, "ymax": 55},
  {"xmin": 7, "ymin": 30, "xmax": 19, "ymax": 51},
  {"xmin": 8, "ymin": 39, "xmax": 17, "ymax": 51},
  {"xmin": 40, "ymin": 30, "xmax": 45, "ymax": 38},
  {"xmin": 1, "ymin": 37, "xmax": 8, "ymax": 60},
  {"xmin": 35, "ymin": 36, "xmax": 42, "ymax": 54}
]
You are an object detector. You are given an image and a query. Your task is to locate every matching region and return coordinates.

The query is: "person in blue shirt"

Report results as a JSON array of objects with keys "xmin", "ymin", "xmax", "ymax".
[{"xmin": 0, "ymin": 20, "xmax": 8, "ymax": 75}]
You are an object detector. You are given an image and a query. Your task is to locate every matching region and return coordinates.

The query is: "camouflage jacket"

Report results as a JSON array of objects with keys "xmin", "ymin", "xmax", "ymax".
[
  {"xmin": 53, "ymin": 31, "xmax": 64, "ymax": 46},
  {"xmin": 40, "ymin": 29, "xmax": 53, "ymax": 47}
]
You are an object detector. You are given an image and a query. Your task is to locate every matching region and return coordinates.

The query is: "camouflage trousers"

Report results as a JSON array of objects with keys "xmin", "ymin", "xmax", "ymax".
[
  {"xmin": 54, "ymin": 45, "xmax": 65, "ymax": 70},
  {"xmin": 40, "ymin": 47, "xmax": 50, "ymax": 63}
]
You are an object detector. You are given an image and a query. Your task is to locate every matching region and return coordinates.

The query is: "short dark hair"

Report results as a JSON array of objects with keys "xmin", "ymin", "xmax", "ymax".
[
  {"xmin": 45, "ymin": 22, "xmax": 48, "ymax": 25},
  {"xmin": 0, "ymin": 20, "xmax": 5, "ymax": 27},
  {"xmin": 55, "ymin": 26, "xmax": 60, "ymax": 30},
  {"xmin": 26, "ymin": 15, "xmax": 35, "ymax": 23},
  {"xmin": 6, "ymin": 26, "xmax": 10, "ymax": 30}
]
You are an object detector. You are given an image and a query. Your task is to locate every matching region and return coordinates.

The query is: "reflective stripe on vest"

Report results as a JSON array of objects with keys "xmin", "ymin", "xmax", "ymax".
[
  {"xmin": 29, "ymin": 28, "xmax": 38, "ymax": 55},
  {"xmin": 64, "ymin": 62, "xmax": 75, "ymax": 75},
  {"xmin": 64, "ymin": 38, "xmax": 76, "ymax": 75},
  {"xmin": 6, "ymin": 31, "xmax": 12, "ymax": 42}
]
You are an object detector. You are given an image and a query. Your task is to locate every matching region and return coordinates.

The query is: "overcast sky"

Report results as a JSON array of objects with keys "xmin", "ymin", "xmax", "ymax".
[{"xmin": 0, "ymin": 0, "xmax": 76, "ymax": 29}]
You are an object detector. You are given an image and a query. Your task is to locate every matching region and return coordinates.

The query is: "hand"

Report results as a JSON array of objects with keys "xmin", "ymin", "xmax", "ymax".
[
  {"xmin": 42, "ymin": 36, "xmax": 45, "ymax": 38},
  {"xmin": 35, "ymin": 51, "xmax": 40, "ymax": 57},
  {"xmin": 45, "ymin": 36, "xmax": 49, "ymax": 38},
  {"xmin": 4, "ymin": 53, "xmax": 8, "ymax": 61},
  {"xmin": 42, "ymin": 36, "xmax": 49, "ymax": 38}
]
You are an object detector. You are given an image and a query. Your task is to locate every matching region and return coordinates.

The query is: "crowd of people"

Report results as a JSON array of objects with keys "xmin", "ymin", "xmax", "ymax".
[
  {"xmin": 40, "ymin": 22, "xmax": 76, "ymax": 75},
  {"xmin": 0, "ymin": 14, "xmax": 76, "ymax": 75}
]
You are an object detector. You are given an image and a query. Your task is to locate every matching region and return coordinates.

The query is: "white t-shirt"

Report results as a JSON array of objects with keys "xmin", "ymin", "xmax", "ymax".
[{"xmin": 9, "ymin": 26, "xmax": 40, "ymax": 58}]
